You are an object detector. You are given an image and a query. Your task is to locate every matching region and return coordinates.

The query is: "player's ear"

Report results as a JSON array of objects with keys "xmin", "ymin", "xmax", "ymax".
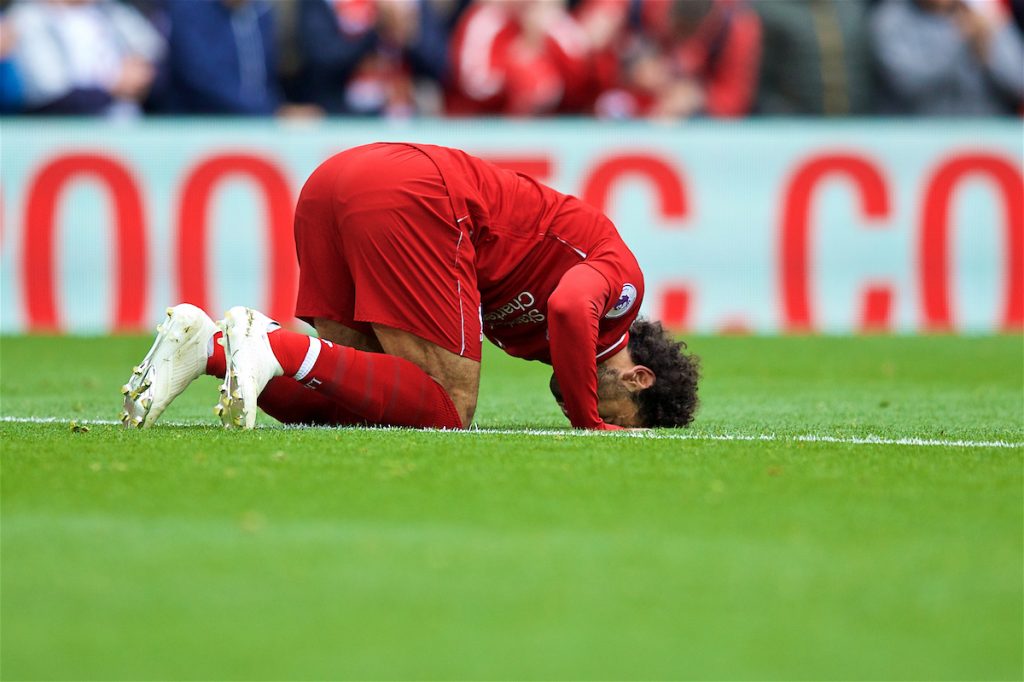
[{"xmin": 623, "ymin": 365, "xmax": 655, "ymax": 392}]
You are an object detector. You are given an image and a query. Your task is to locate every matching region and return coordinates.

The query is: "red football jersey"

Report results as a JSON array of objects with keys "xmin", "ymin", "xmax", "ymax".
[{"xmin": 410, "ymin": 143, "xmax": 645, "ymax": 429}]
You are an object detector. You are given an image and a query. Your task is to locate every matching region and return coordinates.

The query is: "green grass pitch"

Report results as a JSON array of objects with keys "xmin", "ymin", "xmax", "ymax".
[{"xmin": 1, "ymin": 333, "xmax": 1022, "ymax": 680}]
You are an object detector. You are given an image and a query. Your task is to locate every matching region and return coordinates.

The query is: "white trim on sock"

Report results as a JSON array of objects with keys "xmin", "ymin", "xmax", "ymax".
[{"xmin": 293, "ymin": 337, "xmax": 321, "ymax": 381}]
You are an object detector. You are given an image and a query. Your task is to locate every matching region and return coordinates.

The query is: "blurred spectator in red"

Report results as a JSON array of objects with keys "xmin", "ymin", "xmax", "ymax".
[
  {"xmin": 871, "ymin": 0, "xmax": 1024, "ymax": 115},
  {"xmin": 580, "ymin": 0, "xmax": 761, "ymax": 119},
  {"xmin": 6, "ymin": 0, "xmax": 163, "ymax": 117},
  {"xmin": 755, "ymin": 0, "xmax": 873, "ymax": 114},
  {"xmin": 154, "ymin": 0, "xmax": 317, "ymax": 117},
  {"xmin": 447, "ymin": 0, "xmax": 598, "ymax": 115},
  {"xmin": 298, "ymin": 0, "xmax": 449, "ymax": 116}
]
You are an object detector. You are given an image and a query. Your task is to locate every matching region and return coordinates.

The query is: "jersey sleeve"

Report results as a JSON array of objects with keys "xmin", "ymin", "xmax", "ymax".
[{"xmin": 546, "ymin": 262, "xmax": 623, "ymax": 431}]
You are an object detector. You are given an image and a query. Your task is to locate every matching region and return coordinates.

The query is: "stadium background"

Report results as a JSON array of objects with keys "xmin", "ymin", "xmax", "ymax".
[
  {"xmin": 1, "ymin": 0, "xmax": 1022, "ymax": 679},
  {"xmin": 1, "ymin": 0, "xmax": 1021, "ymax": 336}
]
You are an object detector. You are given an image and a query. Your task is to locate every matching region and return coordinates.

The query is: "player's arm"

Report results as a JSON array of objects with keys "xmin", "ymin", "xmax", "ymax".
[{"xmin": 547, "ymin": 263, "xmax": 622, "ymax": 431}]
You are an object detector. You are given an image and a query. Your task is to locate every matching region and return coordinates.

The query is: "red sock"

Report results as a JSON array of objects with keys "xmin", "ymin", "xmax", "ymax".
[
  {"xmin": 205, "ymin": 332, "xmax": 363, "ymax": 426},
  {"xmin": 206, "ymin": 331, "xmax": 226, "ymax": 377},
  {"xmin": 267, "ymin": 328, "xmax": 463, "ymax": 429},
  {"xmin": 257, "ymin": 377, "xmax": 367, "ymax": 426}
]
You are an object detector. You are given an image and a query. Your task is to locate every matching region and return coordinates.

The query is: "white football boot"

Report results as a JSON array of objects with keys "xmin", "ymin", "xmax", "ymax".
[
  {"xmin": 121, "ymin": 304, "xmax": 218, "ymax": 428},
  {"xmin": 217, "ymin": 306, "xmax": 284, "ymax": 429}
]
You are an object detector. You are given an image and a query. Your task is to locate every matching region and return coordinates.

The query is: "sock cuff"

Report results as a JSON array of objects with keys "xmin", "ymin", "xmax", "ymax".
[{"xmin": 293, "ymin": 336, "xmax": 321, "ymax": 381}]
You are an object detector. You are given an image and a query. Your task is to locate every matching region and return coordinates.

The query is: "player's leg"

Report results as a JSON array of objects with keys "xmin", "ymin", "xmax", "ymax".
[
  {"xmin": 219, "ymin": 315, "xmax": 470, "ymax": 428},
  {"xmin": 219, "ymin": 306, "xmax": 467, "ymax": 429},
  {"xmin": 219, "ymin": 144, "xmax": 480, "ymax": 429},
  {"xmin": 254, "ymin": 377, "xmax": 370, "ymax": 426},
  {"xmin": 302, "ymin": 144, "xmax": 483, "ymax": 427},
  {"xmin": 206, "ymin": 324, "xmax": 369, "ymax": 427},
  {"xmin": 248, "ymin": 318, "xmax": 382, "ymax": 426},
  {"xmin": 212, "ymin": 149, "xmax": 382, "ymax": 428},
  {"xmin": 121, "ymin": 303, "xmax": 374, "ymax": 428},
  {"xmin": 255, "ymin": 319, "xmax": 384, "ymax": 425},
  {"xmin": 372, "ymin": 324, "xmax": 480, "ymax": 426}
]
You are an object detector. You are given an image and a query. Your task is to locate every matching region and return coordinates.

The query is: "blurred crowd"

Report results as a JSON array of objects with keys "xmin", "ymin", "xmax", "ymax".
[{"xmin": 0, "ymin": 0, "xmax": 1021, "ymax": 119}]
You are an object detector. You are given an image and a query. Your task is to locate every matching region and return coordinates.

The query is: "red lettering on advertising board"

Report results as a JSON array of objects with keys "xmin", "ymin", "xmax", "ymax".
[
  {"xmin": 660, "ymin": 286, "xmax": 691, "ymax": 329},
  {"xmin": 920, "ymin": 154, "xmax": 1024, "ymax": 332},
  {"xmin": 23, "ymin": 153, "xmax": 147, "ymax": 332},
  {"xmin": 780, "ymin": 154, "xmax": 891, "ymax": 333},
  {"xmin": 859, "ymin": 284, "xmax": 893, "ymax": 333},
  {"xmin": 177, "ymin": 154, "xmax": 296, "ymax": 323},
  {"xmin": 582, "ymin": 154, "xmax": 688, "ymax": 220}
]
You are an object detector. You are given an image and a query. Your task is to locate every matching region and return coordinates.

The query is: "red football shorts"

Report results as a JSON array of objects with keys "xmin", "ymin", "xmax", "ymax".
[{"xmin": 294, "ymin": 143, "xmax": 482, "ymax": 362}]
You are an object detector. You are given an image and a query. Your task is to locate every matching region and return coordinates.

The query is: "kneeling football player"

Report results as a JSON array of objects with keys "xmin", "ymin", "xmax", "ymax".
[{"xmin": 122, "ymin": 143, "xmax": 700, "ymax": 430}]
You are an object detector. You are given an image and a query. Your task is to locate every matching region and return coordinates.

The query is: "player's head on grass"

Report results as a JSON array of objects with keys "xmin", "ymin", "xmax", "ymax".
[
  {"xmin": 550, "ymin": 318, "xmax": 700, "ymax": 428},
  {"xmin": 623, "ymin": 318, "xmax": 700, "ymax": 428}
]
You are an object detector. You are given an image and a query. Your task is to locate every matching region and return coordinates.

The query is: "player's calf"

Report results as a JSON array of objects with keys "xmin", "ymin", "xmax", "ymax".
[
  {"xmin": 371, "ymin": 324, "xmax": 480, "ymax": 428},
  {"xmin": 220, "ymin": 308, "xmax": 466, "ymax": 429}
]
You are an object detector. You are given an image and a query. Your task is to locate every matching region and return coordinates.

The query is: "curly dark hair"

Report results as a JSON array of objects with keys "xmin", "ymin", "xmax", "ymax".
[{"xmin": 627, "ymin": 318, "xmax": 700, "ymax": 428}]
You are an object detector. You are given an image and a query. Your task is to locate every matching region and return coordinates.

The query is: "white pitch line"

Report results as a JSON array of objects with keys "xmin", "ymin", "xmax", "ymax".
[
  {"xmin": 1, "ymin": 415, "xmax": 1021, "ymax": 449},
  {"xmin": 469, "ymin": 429, "xmax": 1024, "ymax": 449}
]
